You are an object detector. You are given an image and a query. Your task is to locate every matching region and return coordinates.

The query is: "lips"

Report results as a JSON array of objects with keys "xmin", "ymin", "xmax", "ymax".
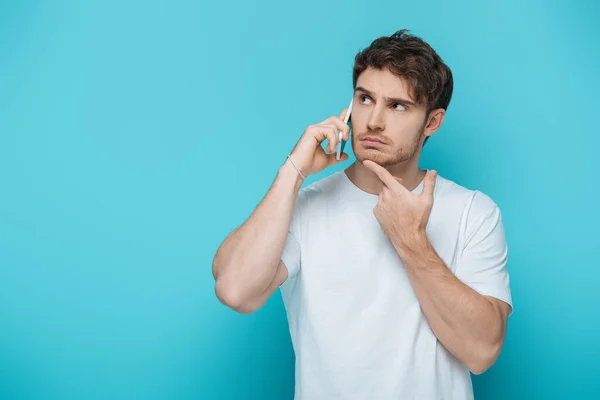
[{"xmin": 360, "ymin": 136, "xmax": 386, "ymax": 145}]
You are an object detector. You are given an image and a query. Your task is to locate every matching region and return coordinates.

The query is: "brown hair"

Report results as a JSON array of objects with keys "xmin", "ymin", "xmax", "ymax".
[{"xmin": 352, "ymin": 29, "xmax": 453, "ymax": 145}]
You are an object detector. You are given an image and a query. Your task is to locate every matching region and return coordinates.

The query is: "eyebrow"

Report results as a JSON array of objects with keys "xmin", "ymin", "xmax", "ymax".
[{"xmin": 354, "ymin": 86, "xmax": 417, "ymax": 107}]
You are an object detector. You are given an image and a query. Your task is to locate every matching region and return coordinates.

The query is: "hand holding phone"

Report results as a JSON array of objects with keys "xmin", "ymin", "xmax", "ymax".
[{"xmin": 287, "ymin": 105, "xmax": 351, "ymax": 178}]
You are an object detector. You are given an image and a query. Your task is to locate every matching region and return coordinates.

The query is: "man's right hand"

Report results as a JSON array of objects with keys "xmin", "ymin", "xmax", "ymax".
[{"xmin": 288, "ymin": 108, "xmax": 352, "ymax": 177}]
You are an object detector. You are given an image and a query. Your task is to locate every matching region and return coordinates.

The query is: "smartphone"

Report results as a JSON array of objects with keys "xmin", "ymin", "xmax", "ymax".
[{"xmin": 336, "ymin": 98, "xmax": 354, "ymax": 161}]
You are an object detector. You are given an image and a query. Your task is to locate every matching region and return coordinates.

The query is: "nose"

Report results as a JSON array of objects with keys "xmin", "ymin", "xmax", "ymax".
[{"xmin": 367, "ymin": 107, "xmax": 385, "ymax": 131}]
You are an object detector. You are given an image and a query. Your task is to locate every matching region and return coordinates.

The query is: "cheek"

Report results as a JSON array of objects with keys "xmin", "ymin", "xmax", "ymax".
[
  {"xmin": 390, "ymin": 116, "xmax": 425, "ymax": 142},
  {"xmin": 349, "ymin": 116, "xmax": 362, "ymax": 134}
]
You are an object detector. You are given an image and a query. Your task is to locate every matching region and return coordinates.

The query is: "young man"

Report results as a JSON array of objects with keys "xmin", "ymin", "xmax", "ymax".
[{"xmin": 212, "ymin": 29, "xmax": 513, "ymax": 399}]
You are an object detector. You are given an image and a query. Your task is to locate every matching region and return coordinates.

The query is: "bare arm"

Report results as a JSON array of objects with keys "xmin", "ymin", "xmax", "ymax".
[
  {"xmin": 393, "ymin": 235, "xmax": 511, "ymax": 375},
  {"xmin": 212, "ymin": 160, "xmax": 303, "ymax": 313},
  {"xmin": 212, "ymin": 107, "xmax": 352, "ymax": 314},
  {"xmin": 361, "ymin": 161, "xmax": 512, "ymax": 375}
]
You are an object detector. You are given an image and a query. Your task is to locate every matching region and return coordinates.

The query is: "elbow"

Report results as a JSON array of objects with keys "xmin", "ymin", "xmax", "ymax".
[
  {"xmin": 467, "ymin": 342, "xmax": 502, "ymax": 375},
  {"xmin": 214, "ymin": 278, "xmax": 259, "ymax": 314},
  {"xmin": 212, "ymin": 255, "xmax": 255, "ymax": 314}
]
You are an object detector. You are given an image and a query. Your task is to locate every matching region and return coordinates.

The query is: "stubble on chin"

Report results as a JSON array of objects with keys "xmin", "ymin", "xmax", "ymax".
[{"xmin": 353, "ymin": 130, "xmax": 423, "ymax": 167}]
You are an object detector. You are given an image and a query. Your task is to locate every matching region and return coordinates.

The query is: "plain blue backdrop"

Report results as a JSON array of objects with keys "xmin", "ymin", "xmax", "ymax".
[{"xmin": 1, "ymin": 0, "xmax": 598, "ymax": 399}]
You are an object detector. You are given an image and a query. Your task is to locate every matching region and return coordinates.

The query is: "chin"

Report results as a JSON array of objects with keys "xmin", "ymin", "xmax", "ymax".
[{"xmin": 355, "ymin": 148, "xmax": 408, "ymax": 167}]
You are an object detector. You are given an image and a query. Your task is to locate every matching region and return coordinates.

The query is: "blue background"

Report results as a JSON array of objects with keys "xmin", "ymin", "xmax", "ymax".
[{"xmin": 1, "ymin": 0, "xmax": 598, "ymax": 398}]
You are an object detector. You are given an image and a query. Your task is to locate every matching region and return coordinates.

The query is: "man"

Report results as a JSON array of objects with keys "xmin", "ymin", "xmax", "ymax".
[{"xmin": 212, "ymin": 29, "xmax": 513, "ymax": 399}]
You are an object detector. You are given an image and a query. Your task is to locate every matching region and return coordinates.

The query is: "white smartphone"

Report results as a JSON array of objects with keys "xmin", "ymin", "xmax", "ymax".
[{"xmin": 336, "ymin": 98, "xmax": 354, "ymax": 161}]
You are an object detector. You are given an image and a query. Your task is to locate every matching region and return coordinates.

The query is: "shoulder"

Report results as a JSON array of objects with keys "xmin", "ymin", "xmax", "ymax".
[
  {"xmin": 434, "ymin": 174, "xmax": 502, "ymax": 226},
  {"xmin": 432, "ymin": 175, "xmax": 504, "ymax": 248}
]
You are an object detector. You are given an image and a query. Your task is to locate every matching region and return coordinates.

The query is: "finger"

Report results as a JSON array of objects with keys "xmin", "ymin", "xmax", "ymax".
[
  {"xmin": 340, "ymin": 107, "xmax": 352, "ymax": 141},
  {"xmin": 394, "ymin": 177, "xmax": 403, "ymax": 185},
  {"xmin": 326, "ymin": 151, "xmax": 349, "ymax": 166},
  {"xmin": 326, "ymin": 113, "xmax": 351, "ymax": 141},
  {"xmin": 380, "ymin": 186, "xmax": 391, "ymax": 198},
  {"xmin": 362, "ymin": 160, "xmax": 402, "ymax": 190},
  {"xmin": 314, "ymin": 124, "xmax": 338, "ymax": 153},
  {"xmin": 421, "ymin": 170, "xmax": 438, "ymax": 199},
  {"xmin": 327, "ymin": 126, "xmax": 338, "ymax": 153}
]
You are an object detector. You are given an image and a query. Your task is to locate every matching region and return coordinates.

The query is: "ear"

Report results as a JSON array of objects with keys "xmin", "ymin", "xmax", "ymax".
[{"xmin": 422, "ymin": 108, "xmax": 446, "ymax": 139}]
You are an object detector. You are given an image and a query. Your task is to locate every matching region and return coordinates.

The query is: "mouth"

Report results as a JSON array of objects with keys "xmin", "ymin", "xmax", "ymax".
[{"xmin": 360, "ymin": 136, "xmax": 386, "ymax": 146}]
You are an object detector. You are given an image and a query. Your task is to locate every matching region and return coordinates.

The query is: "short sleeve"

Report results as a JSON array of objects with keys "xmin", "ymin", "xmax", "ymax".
[
  {"xmin": 280, "ymin": 230, "xmax": 301, "ymax": 281},
  {"xmin": 455, "ymin": 202, "xmax": 513, "ymax": 316},
  {"xmin": 279, "ymin": 191, "xmax": 304, "ymax": 284}
]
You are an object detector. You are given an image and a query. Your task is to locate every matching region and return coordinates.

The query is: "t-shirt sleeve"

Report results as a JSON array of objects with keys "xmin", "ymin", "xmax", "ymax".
[
  {"xmin": 279, "ymin": 191, "xmax": 304, "ymax": 284},
  {"xmin": 455, "ymin": 194, "xmax": 513, "ymax": 316},
  {"xmin": 280, "ymin": 230, "xmax": 301, "ymax": 282}
]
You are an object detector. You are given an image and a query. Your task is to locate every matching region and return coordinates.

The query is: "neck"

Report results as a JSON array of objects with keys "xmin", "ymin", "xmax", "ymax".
[{"xmin": 345, "ymin": 156, "xmax": 426, "ymax": 195}]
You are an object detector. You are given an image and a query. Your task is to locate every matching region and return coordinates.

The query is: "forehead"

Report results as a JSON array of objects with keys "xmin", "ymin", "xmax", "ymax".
[{"xmin": 355, "ymin": 67, "xmax": 416, "ymax": 102}]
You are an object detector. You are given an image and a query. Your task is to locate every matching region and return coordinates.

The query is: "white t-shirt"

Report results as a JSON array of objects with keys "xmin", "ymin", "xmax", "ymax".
[{"xmin": 279, "ymin": 169, "xmax": 513, "ymax": 400}]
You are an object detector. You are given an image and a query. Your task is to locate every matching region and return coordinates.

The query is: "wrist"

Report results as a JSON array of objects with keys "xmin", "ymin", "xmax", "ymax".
[
  {"xmin": 279, "ymin": 157, "xmax": 306, "ymax": 189},
  {"xmin": 393, "ymin": 229, "xmax": 430, "ymax": 259}
]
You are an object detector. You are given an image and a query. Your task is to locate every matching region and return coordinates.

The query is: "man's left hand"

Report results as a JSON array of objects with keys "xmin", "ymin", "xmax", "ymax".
[{"xmin": 362, "ymin": 160, "xmax": 438, "ymax": 247}]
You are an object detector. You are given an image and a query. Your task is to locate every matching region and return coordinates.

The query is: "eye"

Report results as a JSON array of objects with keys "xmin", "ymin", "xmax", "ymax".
[
  {"xmin": 360, "ymin": 95, "xmax": 372, "ymax": 104},
  {"xmin": 393, "ymin": 103, "xmax": 406, "ymax": 111}
]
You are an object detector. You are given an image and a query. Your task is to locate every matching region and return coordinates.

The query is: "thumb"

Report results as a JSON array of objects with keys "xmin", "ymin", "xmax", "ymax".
[
  {"xmin": 328, "ymin": 152, "xmax": 348, "ymax": 166},
  {"xmin": 421, "ymin": 170, "xmax": 438, "ymax": 198}
]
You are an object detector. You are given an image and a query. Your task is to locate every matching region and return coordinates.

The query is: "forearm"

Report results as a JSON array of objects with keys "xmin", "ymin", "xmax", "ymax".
[
  {"xmin": 213, "ymin": 159, "xmax": 303, "ymax": 306},
  {"xmin": 393, "ymin": 233, "xmax": 506, "ymax": 374}
]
